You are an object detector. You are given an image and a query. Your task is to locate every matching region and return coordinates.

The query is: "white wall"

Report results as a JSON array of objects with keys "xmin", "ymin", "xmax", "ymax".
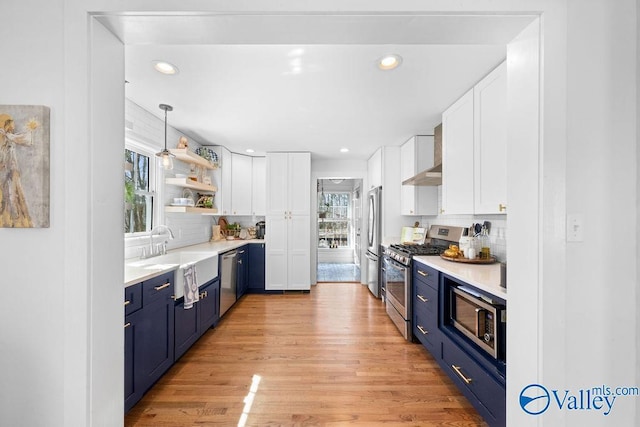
[{"xmin": 1, "ymin": 1, "xmax": 637, "ymax": 426}]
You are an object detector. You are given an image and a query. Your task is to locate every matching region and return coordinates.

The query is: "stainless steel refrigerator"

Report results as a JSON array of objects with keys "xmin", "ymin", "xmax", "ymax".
[{"xmin": 365, "ymin": 186, "xmax": 382, "ymax": 297}]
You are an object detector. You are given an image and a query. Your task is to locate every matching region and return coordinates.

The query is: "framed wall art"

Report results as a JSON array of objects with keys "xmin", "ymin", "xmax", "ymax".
[{"xmin": 0, "ymin": 105, "xmax": 50, "ymax": 228}]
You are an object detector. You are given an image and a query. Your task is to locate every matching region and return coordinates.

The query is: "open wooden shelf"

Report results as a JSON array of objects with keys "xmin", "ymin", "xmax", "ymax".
[
  {"xmin": 169, "ymin": 148, "xmax": 218, "ymax": 170},
  {"xmin": 165, "ymin": 178, "xmax": 217, "ymax": 193},
  {"xmin": 165, "ymin": 206, "xmax": 219, "ymax": 215}
]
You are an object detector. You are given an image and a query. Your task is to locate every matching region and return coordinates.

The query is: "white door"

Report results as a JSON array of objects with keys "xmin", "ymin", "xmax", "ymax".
[
  {"xmin": 288, "ymin": 153, "xmax": 311, "ymax": 216},
  {"xmin": 266, "ymin": 152, "xmax": 288, "ymax": 216},
  {"xmin": 231, "ymin": 153, "xmax": 253, "ymax": 215},
  {"xmin": 251, "ymin": 157, "xmax": 266, "ymax": 216}
]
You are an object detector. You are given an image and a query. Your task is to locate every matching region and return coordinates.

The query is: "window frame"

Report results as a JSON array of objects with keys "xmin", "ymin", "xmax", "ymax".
[
  {"xmin": 317, "ymin": 190, "xmax": 352, "ymax": 248},
  {"xmin": 124, "ymin": 137, "xmax": 161, "ymax": 238}
]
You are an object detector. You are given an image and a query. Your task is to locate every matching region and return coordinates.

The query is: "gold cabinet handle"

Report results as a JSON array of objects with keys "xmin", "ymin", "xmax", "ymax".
[
  {"xmin": 417, "ymin": 270, "xmax": 428, "ymax": 277},
  {"xmin": 417, "ymin": 295, "xmax": 428, "ymax": 303},
  {"xmin": 123, "ymin": 300, "xmax": 131, "ymax": 306},
  {"xmin": 451, "ymin": 365, "xmax": 473, "ymax": 384},
  {"xmin": 154, "ymin": 282, "xmax": 171, "ymax": 291},
  {"xmin": 417, "ymin": 325, "xmax": 428, "ymax": 335},
  {"xmin": 124, "ymin": 322, "xmax": 131, "ymax": 329},
  {"xmin": 499, "ymin": 203, "xmax": 507, "ymax": 212}
]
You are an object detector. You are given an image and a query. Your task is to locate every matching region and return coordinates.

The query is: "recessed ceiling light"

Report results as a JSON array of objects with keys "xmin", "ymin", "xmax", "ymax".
[
  {"xmin": 246, "ymin": 149, "xmax": 255, "ymax": 153},
  {"xmin": 153, "ymin": 61, "xmax": 179, "ymax": 75},
  {"xmin": 377, "ymin": 54, "xmax": 403, "ymax": 71},
  {"xmin": 340, "ymin": 148, "xmax": 349, "ymax": 153}
]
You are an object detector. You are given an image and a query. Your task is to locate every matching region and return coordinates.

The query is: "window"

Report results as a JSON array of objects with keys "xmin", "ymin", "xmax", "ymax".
[
  {"xmin": 124, "ymin": 147, "xmax": 155, "ymax": 234},
  {"xmin": 318, "ymin": 191, "xmax": 351, "ymax": 248}
]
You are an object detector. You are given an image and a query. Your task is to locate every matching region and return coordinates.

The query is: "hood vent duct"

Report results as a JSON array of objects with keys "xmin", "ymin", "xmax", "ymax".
[{"xmin": 402, "ymin": 123, "xmax": 442, "ymax": 186}]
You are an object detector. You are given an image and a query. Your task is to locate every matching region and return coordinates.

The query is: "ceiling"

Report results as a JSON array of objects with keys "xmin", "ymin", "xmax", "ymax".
[{"xmin": 98, "ymin": 13, "xmax": 534, "ymax": 160}]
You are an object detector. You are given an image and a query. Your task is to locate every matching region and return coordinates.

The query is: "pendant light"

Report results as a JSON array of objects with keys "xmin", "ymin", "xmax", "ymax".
[{"xmin": 156, "ymin": 103, "xmax": 175, "ymax": 170}]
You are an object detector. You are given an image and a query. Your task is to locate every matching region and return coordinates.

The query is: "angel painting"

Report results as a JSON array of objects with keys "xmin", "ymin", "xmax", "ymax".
[{"xmin": 0, "ymin": 106, "xmax": 50, "ymax": 228}]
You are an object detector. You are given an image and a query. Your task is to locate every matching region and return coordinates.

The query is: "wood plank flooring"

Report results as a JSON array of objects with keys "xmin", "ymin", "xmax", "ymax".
[{"xmin": 125, "ymin": 283, "xmax": 488, "ymax": 426}]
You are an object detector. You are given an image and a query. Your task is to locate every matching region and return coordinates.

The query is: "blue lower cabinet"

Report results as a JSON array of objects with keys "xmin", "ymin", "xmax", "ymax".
[
  {"xmin": 124, "ymin": 271, "xmax": 175, "ymax": 413},
  {"xmin": 248, "ymin": 243, "xmax": 265, "ymax": 292},
  {"xmin": 199, "ymin": 279, "xmax": 220, "ymax": 331},
  {"xmin": 174, "ymin": 299, "xmax": 200, "ymax": 361},
  {"xmin": 413, "ymin": 307, "xmax": 440, "ymax": 357},
  {"xmin": 441, "ymin": 332, "xmax": 506, "ymax": 427},
  {"xmin": 174, "ymin": 278, "xmax": 221, "ymax": 360}
]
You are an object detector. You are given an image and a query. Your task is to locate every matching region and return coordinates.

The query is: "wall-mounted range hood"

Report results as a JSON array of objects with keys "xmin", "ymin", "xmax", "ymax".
[{"xmin": 402, "ymin": 123, "xmax": 442, "ymax": 186}]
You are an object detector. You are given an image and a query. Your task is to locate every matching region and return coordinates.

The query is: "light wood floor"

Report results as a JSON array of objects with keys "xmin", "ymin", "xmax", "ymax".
[{"xmin": 125, "ymin": 283, "xmax": 488, "ymax": 426}]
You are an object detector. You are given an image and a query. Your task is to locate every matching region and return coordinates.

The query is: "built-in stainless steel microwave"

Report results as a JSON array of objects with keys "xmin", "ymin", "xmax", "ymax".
[{"xmin": 450, "ymin": 286, "xmax": 506, "ymax": 360}]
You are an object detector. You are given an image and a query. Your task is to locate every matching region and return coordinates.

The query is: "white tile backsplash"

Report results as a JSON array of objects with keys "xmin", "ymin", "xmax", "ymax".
[{"xmin": 418, "ymin": 186, "xmax": 507, "ymax": 262}]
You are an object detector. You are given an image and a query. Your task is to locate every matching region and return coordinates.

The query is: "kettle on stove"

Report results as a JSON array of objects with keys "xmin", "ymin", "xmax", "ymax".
[{"xmin": 256, "ymin": 221, "xmax": 265, "ymax": 239}]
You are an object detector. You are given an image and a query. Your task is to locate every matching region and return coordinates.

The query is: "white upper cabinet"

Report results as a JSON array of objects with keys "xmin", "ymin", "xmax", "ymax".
[
  {"xmin": 231, "ymin": 153, "xmax": 253, "ymax": 215},
  {"xmin": 474, "ymin": 61, "xmax": 507, "ymax": 214},
  {"xmin": 400, "ymin": 135, "xmax": 438, "ymax": 216},
  {"xmin": 367, "ymin": 148, "xmax": 383, "ymax": 189},
  {"xmin": 212, "ymin": 146, "xmax": 232, "ymax": 215},
  {"xmin": 442, "ymin": 61, "xmax": 507, "ymax": 215},
  {"xmin": 251, "ymin": 156, "xmax": 266, "ymax": 216},
  {"xmin": 442, "ymin": 89, "xmax": 475, "ymax": 215}
]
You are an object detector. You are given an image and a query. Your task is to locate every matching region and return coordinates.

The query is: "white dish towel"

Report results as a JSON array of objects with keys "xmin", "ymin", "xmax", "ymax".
[{"xmin": 183, "ymin": 263, "xmax": 200, "ymax": 309}]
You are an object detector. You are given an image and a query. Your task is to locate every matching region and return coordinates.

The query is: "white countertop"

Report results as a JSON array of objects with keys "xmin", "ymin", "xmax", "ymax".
[
  {"xmin": 413, "ymin": 256, "xmax": 507, "ymax": 300},
  {"xmin": 124, "ymin": 239, "xmax": 264, "ymax": 287}
]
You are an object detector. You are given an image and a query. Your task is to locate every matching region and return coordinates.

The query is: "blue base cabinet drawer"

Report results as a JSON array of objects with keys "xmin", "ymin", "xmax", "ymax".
[
  {"xmin": 441, "ymin": 338, "xmax": 506, "ymax": 427},
  {"xmin": 413, "ymin": 262, "xmax": 438, "ymax": 289},
  {"xmin": 413, "ymin": 309, "xmax": 440, "ymax": 356},
  {"xmin": 124, "ymin": 283, "xmax": 142, "ymax": 316}
]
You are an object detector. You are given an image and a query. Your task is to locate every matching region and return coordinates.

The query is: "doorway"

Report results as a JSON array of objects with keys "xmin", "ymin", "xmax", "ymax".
[{"xmin": 316, "ymin": 178, "xmax": 363, "ymax": 282}]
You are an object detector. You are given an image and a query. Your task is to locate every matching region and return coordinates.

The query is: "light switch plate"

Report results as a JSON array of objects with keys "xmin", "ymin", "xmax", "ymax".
[{"xmin": 566, "ymin": 214, "xmax": 584, "ymax": 242}]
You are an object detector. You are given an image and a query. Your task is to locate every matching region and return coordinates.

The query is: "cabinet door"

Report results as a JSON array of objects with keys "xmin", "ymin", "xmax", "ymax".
[
  {"xmin": 367, "ymin": 148, "xmax": 382, "ymax": 189},
  {"xmin": 248, "ymin": 244, "xmax": 266, "ymax": 291},
  {"xmin": 251, "ymin": 157, "xmax": 266, "ymax": 216},
  {"xmin": 231, "ymin": 153, "xmax": 253, "ymax": 215},
  {"xmin": 137, "ymin": 293, "xmax": 175, "ymax": 392},
  {"xmin": 442, "ymin": 89, "xmax": 474, "ymax": 215},
  {"xmin": 174, "ymin": 300, "xmax": 199, "ymax": 361},
  {"xmin": 288, "ymin": 215, "xmax": 311, "ymax": 290},
  {"xmin": 199, "ymin": 279, "xmax": 219, "ymax": 331},
  {"xmin": 266, "ymin": 153, "xmax": 288, "ymax": 216},
  {"xmin": 265, "ymin": 215, "xmax": 287, "ymax": 290},
  {"xmin": 474, "ymin": 62, "xmax": 507, "ymax": 214},
  {"xmin": 288, "ymin": 153, "xmax": 311, "ymax": 216},
  {"xmin": 124, "ymin": 309, "xmax": 143, "ymax": 413},
  {"xmin": 213, "ymin": 146, "xmax": 232, "ymax": 215}
]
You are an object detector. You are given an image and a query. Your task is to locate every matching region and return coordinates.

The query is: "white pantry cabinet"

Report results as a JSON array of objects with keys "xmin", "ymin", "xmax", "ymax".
[
  {"xmin": 400, "ymin": 136, "xmax": 438, "ymax": 216},
  {"xmin": 265, "ymin": 152, "xmax": 311, "ymax": 291},
  {"xmin": 441, "ymin": 61, "xmax": 507, "ymax": 215}
]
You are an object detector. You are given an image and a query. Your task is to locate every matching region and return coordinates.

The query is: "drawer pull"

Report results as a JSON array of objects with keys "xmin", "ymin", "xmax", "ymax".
[
  {"xmin": 124, "ymin": 322, "xmax": 131, "ymax": 329},
  {"xmin": 417, "ymin": 325, "xmax": 428, "ymax": 335},
  {"xmin": 200, "ymin": 291, "xmax": 208, "ymax": 299},
  {"xmin": 417, "ymin": 270, "xmax": 428, "ymax": 277},
  {"xmin": 452, "ymin": 365, "xmax": 473, "ymax": 384},
  {"xmin": 417, "ymin": 295, "xmax": 428, "ymax": 303},
  {"xmin": 154, "ymin": 282, "xmax": 171, "ymax": 291},
  {"xmin": 123, "ymin": 300, "xmax": 131, "ymax": 306}
]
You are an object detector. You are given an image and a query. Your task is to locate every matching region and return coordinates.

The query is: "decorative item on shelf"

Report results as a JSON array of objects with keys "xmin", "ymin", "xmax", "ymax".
[
  {"xmin": 195, "ymin": 147, "xmax": 218, "ymax": 167},
  {"xmin": 195, "ymin": 193, "xmax": 214, "ymax": 209},
  {"xmin": 188, "ymin": 163, "xmax": 198, "ymax": 182},
  {"xmin": 177, "ymin": 136, "xmax": 189, "ymax": 149},
  {"xmin": 202, "ymin": 176, "xmax": 212, "ymax": 186},
  {"xmin": 155, "ymin": 104, "xmax": 175, "ymax": 170}
]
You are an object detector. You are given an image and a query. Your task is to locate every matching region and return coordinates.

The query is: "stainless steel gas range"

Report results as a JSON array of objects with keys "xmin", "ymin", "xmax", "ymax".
[{"xmin": 382, "ymin": 225, "xmax": 465, "ymax": 340}]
